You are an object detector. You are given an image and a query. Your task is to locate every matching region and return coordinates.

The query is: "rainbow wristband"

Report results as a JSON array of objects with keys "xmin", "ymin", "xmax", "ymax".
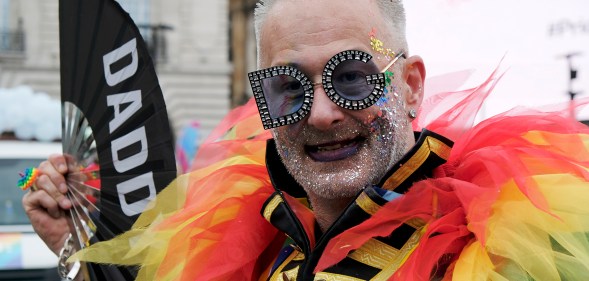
[{"xmin": 18, "ymin": 167, "xmax": 40, "ymax": 191}]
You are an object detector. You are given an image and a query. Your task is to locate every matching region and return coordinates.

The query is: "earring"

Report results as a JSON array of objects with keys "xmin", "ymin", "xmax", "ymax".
[{"xmin": 408, "ymin": 109, "xmax": 417, "ymax": 119}]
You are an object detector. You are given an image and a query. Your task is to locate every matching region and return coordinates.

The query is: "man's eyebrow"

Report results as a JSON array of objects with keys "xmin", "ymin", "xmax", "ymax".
[{"xmin": 276, "ymin": 61, "xmax": 300, "ymax": 68}]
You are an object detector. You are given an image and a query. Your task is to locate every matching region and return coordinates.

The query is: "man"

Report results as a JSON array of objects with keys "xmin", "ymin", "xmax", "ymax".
[
  {"xmin": 23, "ymin": 0, "xmax": 589, "ymax": 280},
  {"xmin": 253, "ymin": 0, "xmax": 424, "ymax": 235}
]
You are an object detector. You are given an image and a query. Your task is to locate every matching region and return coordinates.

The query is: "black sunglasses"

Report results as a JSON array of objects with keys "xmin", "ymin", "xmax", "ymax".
[{"xmin": 248, "ymin": 49, "xmax": 406, "ymax": 129}]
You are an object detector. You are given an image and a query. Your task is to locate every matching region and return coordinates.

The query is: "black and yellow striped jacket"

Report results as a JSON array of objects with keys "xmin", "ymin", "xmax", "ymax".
[{"xmin": 261, "ymin": 130, "xmax": 453, "ymax": 280}]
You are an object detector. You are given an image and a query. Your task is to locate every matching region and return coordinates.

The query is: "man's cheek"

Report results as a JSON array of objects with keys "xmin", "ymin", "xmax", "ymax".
[
  {"xmin": 275, "ymin": 124, "xmax": 300, "ymax": 141},
  {"xmin": 270, "ymin": 129, "xmax": 291, "ymax": 152}
]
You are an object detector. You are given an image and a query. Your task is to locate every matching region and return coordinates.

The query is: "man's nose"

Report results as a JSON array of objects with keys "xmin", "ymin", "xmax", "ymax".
[{"xmin": 306, "ymin": 83, "xmax": 345, "ymax": 130}]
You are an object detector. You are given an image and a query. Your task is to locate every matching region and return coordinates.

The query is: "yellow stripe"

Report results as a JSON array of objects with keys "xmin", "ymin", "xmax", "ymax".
[
  {"xmin": 314, "ymin": 272, "xmax": 365, "ymax": 281},
  {"xmin": 405, "ymin": 218, "xmax": 426, "ymax": 230},
  {"xmin": 382, "ymin": 136, "xmax": 451, "ymax": 191},
  {"xmin": 356, "ymin": 192, "xmax": 381, "ymax": 215},
  {"xmin": 275, "ymin": 267, "xmax": 299, "ymax": 281},
  {"xmin": 427, "ymin": 136, "xmax": 452, "ymax": 161},
  {"xmin": 263, "ymin": 195, "xmax": 284, "ymax": 221},
  {"xmin": 371, "ymin": 225, "xmax": 427, "ymax": 281},
  {"xmin": 348, "ymin": 238, "xmax": 399, "ymax": 269},
  {"xmin": 268, "ymin": 250, "xmax": 300, "ymax": 281}
]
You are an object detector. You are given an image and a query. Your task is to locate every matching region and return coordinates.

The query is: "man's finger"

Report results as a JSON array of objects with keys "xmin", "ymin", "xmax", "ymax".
[
  {"xmin": 23, "ymin": 189, "xmax": 62, "ymax": 218},
  {"xmin": 48, "ymin": 154, "xmax": 68, "ymax": 174},
  {"xmin": 36, "ymin": 173, "xmax": 71, "ymax": 210},
  {"xmin": 44, "ymin": 155, "xmax": 69, "ymax": 194}
]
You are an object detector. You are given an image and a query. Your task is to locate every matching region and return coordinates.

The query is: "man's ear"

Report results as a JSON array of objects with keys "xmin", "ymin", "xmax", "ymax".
[{"xmin": 403, "ymin": 55, "xmax": 426, "ymax": 108}]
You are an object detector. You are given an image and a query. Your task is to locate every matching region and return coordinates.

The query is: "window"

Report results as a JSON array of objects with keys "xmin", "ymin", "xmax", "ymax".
[
  {"xmin": 0, "ymin": 0, "xmax": 25, "ymax": 56},
  {"xmin": 117, "ymin": 0, "xmax": 170, "ymax": 65}
]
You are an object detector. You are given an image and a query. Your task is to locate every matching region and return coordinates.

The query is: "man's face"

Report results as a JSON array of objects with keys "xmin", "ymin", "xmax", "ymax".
[{"xmin": 260, "ymin": 0, "xmax": 419, "ymax": 199}]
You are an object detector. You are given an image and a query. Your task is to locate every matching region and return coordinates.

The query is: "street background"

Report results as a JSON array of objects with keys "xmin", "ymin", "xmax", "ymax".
[{"xmin": 405, "ymin": 0, "xmax": 589, "ymax": 121}]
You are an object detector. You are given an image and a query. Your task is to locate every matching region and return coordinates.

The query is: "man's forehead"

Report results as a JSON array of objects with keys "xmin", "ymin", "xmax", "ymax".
[
  {"xmin": 260, "ymin": 0, "xmax": 389, "ymax": 66},
  {"xmin": 265, "ymin": 0, "xmax": 380, "ymax": 22}
]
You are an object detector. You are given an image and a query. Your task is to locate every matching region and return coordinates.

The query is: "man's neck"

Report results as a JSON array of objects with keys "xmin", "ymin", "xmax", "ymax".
[{"xmin": 306, "ymin": 192, "xmax": 355, "ymax": 232}]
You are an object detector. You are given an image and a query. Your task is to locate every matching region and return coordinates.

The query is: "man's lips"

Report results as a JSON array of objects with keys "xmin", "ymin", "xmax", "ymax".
[{"xmin": 305, "ymin": 137, "xmax": 365, "ymax": 162}]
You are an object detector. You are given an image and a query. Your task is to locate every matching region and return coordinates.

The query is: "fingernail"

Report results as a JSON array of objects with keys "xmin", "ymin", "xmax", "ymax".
[
  {"xmin": 60, "ymin": 183, "xmax": 67, "ymax": 193},
  {"xmin": 59, "ymin": 164, "xmax": 66, "ymax": 171},
  {"xmin": 60, "ymin": 198, "xmax": 72, "ymax": 209}
]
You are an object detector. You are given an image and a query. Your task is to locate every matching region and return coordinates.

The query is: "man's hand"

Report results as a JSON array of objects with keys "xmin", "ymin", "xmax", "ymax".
[{"xmin": 22, "ymin": 154, "xmax": 72, "ymax": 255}]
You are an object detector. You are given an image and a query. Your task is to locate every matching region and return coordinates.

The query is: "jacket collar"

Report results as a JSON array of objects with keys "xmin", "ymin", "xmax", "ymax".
[{"xmin": 261, "ymin": 129, "xmax": 453, "ymax": 253}]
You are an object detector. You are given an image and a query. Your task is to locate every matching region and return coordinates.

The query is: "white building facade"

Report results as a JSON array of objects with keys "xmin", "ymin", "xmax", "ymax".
[{"xmin": 0, "ymin": 0, "xmax": 232, "ymax": 139}]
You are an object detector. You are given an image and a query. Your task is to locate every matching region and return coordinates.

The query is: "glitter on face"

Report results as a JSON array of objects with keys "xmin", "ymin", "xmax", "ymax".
[
  {"xmin": 376, "ymin": 91, "xmax": 388, "ymax": 107},
  {"xmin": 369, "ymin": 28, "xmax": 398, "ymax": 60},
  {"xmin": 385, "ymin": 71, "xmax": 395, "ymax": 86},
  {"xmin": 269, "ymin": 27, "xmax": 413, "ymax": 200},
  {"xmin": 377, "ymin": 71, "xmax": 396, "ymax": 107},
  {"xmin": 271, "ymin": 72, "xmax": 411, "ymax": 199}
]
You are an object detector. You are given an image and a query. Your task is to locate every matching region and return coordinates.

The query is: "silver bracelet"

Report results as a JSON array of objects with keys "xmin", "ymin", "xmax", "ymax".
[{"xmin": 58, "ymin": 233, "xmax": 81, "ymax": 280}]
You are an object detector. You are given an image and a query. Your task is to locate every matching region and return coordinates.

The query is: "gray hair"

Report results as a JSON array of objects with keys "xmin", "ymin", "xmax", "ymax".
[{"xmin": 253, "ymin": 0, "xmax": 408, "ymax": 66}]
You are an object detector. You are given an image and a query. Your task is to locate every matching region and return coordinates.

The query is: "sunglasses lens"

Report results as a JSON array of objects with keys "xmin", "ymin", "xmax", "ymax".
[
  {"xmin": 261, "ymin": 74, "xmax": 306, "ymax": 119},
  {"xmin": 332, "ymin": 59, "xmax": 378, "ymax": 101}
]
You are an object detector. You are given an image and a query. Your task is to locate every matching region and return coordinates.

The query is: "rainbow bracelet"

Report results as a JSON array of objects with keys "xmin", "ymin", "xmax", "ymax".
[{"xmin": 18, "ymin": 167, "xmax": 40, "ymax": 191}]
